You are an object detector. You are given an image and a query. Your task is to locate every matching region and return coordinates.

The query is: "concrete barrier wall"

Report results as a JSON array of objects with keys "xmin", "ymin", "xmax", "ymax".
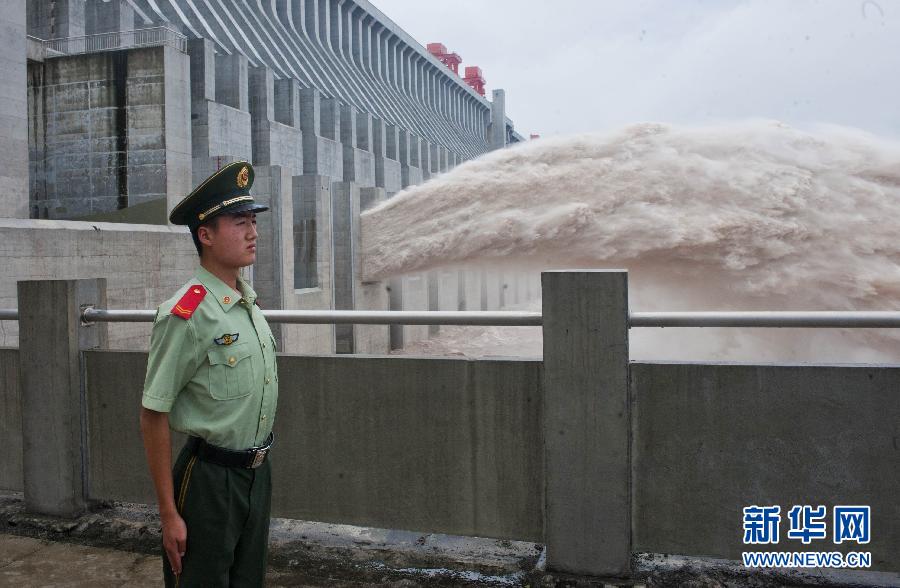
[
  {"xmin": 0, "ymin": 349, "xmax": 23, "ymax": 492},
  {"xmin": 8, "ymin": 272, "xmax": 897, "ymax": 577},
  {"xmin": 272, "ymin": 355, "xmax": 544, "ymax": 540},
  {"xmin": 632, "ymin": 362, "xmax": 900, "ymax": 572},
  {"xmin": 85, "ymin": 350, "xmax": 185, "ymax": 502},
  {"xmin": 83, "ymin": 352, "xmax": 900, "ymax": 570},
  {"xmin": 84, "ymin": 351, "xmax": 544, "ymax": 542},
  {"xmin": 0, "ymin": 219, "xmax": 195, "ymax": 349}
]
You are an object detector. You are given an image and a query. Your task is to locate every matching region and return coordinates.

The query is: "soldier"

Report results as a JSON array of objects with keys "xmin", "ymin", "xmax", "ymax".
[{"xmin": 140, "ymin": 161, "xmax": 279, "ymax": 586}]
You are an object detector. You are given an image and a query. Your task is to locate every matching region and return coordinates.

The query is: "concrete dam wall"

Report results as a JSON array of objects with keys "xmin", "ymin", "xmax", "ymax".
[{"xmin": 1, "ymin": 272, "xmax": 898, "ymax": 576}]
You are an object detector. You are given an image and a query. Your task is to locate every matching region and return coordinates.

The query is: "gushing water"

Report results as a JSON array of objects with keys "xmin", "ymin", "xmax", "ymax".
[{"xmin": 361, "ymin": 121, "xmax": 900, "ymax": 362}]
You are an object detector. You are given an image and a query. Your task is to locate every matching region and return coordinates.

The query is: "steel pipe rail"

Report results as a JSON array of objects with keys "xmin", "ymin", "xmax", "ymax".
[
  {"xmin": 80, "ymin": 308, "xmax": 543, "ymax": 326},
  {"xmin": 1, "ymin": 308, "xmax": 894, "ymax": 328},
  {"xmin": 81, "ymin": 309, "xmax": 157, "ymax": 323},
  {"xmin": 630, "ymin": 311, "xmax": 900, "ymax": 328},
  {"xmin": 264, "ymin": 310, "xmax": 543, "ymax": 326}
]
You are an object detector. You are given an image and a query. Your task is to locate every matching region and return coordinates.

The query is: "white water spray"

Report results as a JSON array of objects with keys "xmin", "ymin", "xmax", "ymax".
[{"xmin": 361, "ymin": 121, "xmax": 900, "ymax": 362}]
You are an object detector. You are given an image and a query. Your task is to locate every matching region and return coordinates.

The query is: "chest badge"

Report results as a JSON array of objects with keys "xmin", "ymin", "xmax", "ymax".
[{"xmin": 214, "ymin": 333, "xmax": 240, "ymax": 346}]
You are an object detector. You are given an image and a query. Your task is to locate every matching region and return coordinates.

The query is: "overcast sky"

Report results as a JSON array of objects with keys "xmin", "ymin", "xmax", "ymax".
[{"xmin": 371, "ymin": 0, "xmax": 900, "ymax": 138}]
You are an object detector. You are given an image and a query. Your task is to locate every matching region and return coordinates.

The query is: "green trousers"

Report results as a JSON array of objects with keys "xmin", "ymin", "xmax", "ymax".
[{"xmin": 163, "ymin": 444, "xmax": 272, "ymax": 587}]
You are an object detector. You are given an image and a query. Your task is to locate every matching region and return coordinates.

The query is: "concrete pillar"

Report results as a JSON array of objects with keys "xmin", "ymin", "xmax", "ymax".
[
  {"xmin": 398, "ymin": 129, "xmax": 415, "ymax": 188},
  {"xmin": 333, "ymin": 181, "xmax": 359, "ymax": 353},
  {"xmin": 359, "ymin": 185, "xmax": 382, "ymax": 212},
  {"xmin": 384, "ymin": 124, "xmax": 399, "ymax": 160},
  {"xmin": 420, "ymin": 140, "xmax": 432, "ymax": 181},
  {"xmin": 397, "ymin": 129, "xmax": 411, "ymax": 166},
  {"xmin": 372, "ymin": 117, "xmax": 386, "ymax": 188},
  {"xmin": 215, "ymin": 53, "xmax": 249, "ymax": 111},
  {"xmin": 299, "ymin": 88, "xmax": 321, "ymax": 137},
  {"xmin": 356, "ymin": 112, "xmax": 373, "ymax": 152},
  {"xmin": 541, "ymin": 270, "xmax": 631, "ymax": 577},
  {"xmin": 18, "ymin": 279, "xmax": 108, "ymax": 517},
  {"xmin": 340, "ymin": 104, "xmax": 358, "ymax": 147},
  {"xmin": 427, "ymin": 271, "xmax": 439, "ymax": 336},
  {"xmin": 320, "ymin": 97, "xmax": 341, "ymax": 141},
  {"xmin": 1, "ymin": 0, "xmax": 28, "ymax": 219},
  {"xmin": 249, "ymin": 66, "xmax": 275, "ymax": 123},
  {"xmin": 161, "ymin": 45, "xmax": 193, "ymax": 223},
  {"xmin": 341, "ymin": 104, "xmax": 358, "ymax": 183},
  {"xmin": 299, "ymin": 88, "xmax": 321, "ymax": 175},
  {"xmin": 85, "ymin": 0, "xmax": 134, "ymax": 35},
  {"xmin": 249, "ymin": 65, "xmax": 275, "ymax": 166},
  {"xmin": 430, "ymin": 143, "xmax": 440, "ymax": 175},
  {"xmin": 27, "ymin": 0, "xmax": 85, "ymax": 39},
  {"xmin": 438, "ymin": 146, "xmax": 449, "ymax": 172},
  {"xmin": 371, "ymin": 117, "xmax": 386, "ymax": 157},
  {"xmin": 408, "ymin": 133, "xmax": 421, "ymax": 168},
  {"xmin": 490, "ymin": 88, "xmax": 507, "ymax": 150},
  {"xmin": 188, "ymin": 38, "xmax": 215, "ymax": 104},
  {"xmin": 274, "ymin": 79, "xmax": 300, "ymax": 127},
  {"xmin": 388, "ymin": 277, "xmax": 403, "ymax": 350}
]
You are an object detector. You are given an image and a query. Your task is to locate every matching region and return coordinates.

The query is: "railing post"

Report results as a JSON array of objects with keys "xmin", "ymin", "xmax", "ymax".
[
  {"xmin": 541, "ymin": 270, "xmax": 632, "ymax": 577},
  {"xmin": 17, "ymin": 279, "xmax": 107, "ymax": 517}
]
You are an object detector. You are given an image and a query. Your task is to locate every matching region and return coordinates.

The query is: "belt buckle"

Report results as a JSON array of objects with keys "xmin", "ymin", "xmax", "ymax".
[{"xmin": 249, "ymin": 448, "xmax": 267, "ymax": 469}]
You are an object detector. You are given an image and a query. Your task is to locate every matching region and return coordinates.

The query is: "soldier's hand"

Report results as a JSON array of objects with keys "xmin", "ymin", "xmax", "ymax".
[{"xmin": 162, "ymin": 512, "xmax": 188, "ymax": 575}]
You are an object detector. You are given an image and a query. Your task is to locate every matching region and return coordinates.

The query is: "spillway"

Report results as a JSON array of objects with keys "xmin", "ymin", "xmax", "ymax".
[{"xmin": 363, "ymin": 121, "xmax": 900, "ymax": 362}]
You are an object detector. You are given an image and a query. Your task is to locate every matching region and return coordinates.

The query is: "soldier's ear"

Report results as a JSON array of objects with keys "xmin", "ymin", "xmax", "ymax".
[{"xmin": 196, "ymin": 223, "xmax": 215, "ymax": 247}]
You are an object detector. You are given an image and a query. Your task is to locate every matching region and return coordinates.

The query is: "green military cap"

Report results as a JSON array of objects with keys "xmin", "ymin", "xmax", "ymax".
[{"xmin": 169, "ymin": 161, "xmax": 269, "ymax": 228}]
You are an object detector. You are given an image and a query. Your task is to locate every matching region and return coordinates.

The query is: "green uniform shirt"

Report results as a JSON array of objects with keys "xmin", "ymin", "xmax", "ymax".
[{"xmin": 142, "ymin": 267, "xmax": 278, "ymax": 450}]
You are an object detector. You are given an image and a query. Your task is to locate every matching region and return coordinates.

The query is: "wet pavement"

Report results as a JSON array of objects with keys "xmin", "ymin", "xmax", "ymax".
[
  {"xmin": 2, "ymin": 489, "xmax": 898, "ymax": 588},
  {"xmin": 0, "ymin": 535, "xmax": 423, "ymax": 587},
  {"xmin": 0, "ymin": 535, "xmax": 161, "ymax": 587}
]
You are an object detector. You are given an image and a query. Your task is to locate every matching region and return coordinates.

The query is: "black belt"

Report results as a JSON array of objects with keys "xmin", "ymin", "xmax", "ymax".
[{"xmin": 186, "ymin": 432, "xmax": 274, "ymax": 469}]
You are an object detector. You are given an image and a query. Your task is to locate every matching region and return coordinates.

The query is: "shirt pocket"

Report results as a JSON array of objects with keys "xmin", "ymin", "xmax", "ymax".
[{"xmin": 207, "ymin": 342, "xmax": 254, "ymax": 400}]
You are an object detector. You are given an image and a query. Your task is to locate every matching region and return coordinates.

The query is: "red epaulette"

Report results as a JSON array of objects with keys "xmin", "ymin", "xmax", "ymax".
[{"xmin": 171, "ymin": 285, "xmax": 207, "ymax": 320}]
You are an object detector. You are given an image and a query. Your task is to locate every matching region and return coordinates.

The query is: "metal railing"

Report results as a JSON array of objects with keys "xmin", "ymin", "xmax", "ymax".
[
  {"xmin": 629, "ymin": 311, "xmax": 900, "ymax": 328},
  {"xmin": 79, "ymin": 308, "xmax": 543, "ymax": 326},
  {"xmin": 43, "ymin": 25, "xmax": 187, "ymax": 57},
  {"xmin": 79, "ymin": 308, "xmax": 900, "ymax": 327},
  {"xmin": 3, "ymin": 308, "xmax": 900, "ymax": 327}
]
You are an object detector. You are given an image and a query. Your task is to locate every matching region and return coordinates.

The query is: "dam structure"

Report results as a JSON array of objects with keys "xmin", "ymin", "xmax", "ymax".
[
  {"xmin": 1, "ymin": 3, "xmax": 899, "ymax": 584},
  {"xmin": 4, "ymin": 0, "xmax": 529, "ymax": 354}
]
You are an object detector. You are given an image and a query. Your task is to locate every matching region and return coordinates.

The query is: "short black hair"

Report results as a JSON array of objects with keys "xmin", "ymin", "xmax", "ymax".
[{"xmin": 191, "ymin": 229, "xmax": 203, "ymax": 256}]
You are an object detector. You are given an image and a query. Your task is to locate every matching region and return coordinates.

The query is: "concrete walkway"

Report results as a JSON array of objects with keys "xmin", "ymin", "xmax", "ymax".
[
  {"xmin": 0, "ymin": 535, "xmax": 376, "ymax": 587},
  {"xmin": 0, "ymin": 535, "xmax": 161, "ymax": 587}
]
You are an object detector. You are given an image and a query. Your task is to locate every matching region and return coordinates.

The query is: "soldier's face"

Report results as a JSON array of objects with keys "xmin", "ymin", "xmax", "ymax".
[{"xmin": 200, "ymin": 212, "xmax": 258, "ymax": 268}]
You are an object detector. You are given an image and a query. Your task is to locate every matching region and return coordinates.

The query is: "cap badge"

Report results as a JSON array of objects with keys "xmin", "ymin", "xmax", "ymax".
[
  {"xmin": 214, "ymin": 333, "xmax": 239, "ymax": 346},
  {"xmin": 237, "ymin": 166, "xmax": 250, "ymax": 188}
]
